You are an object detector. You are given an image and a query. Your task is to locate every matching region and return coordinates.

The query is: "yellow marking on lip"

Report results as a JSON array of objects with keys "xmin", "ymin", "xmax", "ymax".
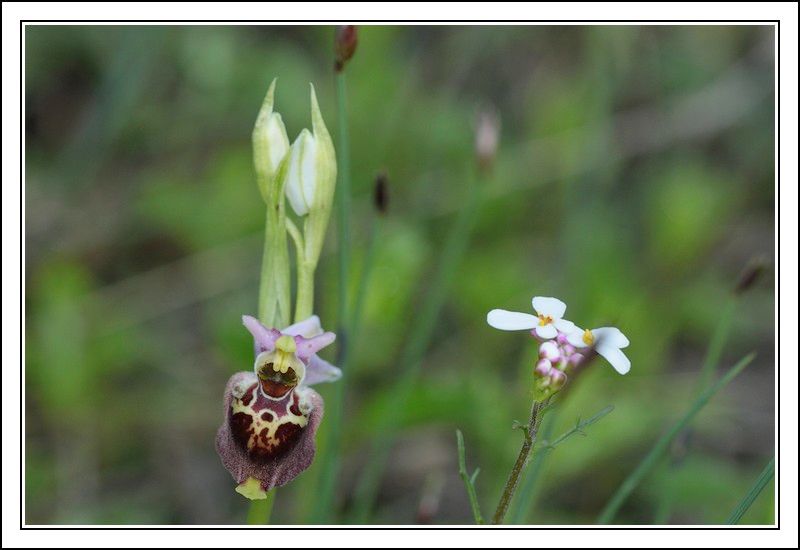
[
  {"xmin": 582, "ymin": 329, "xmax": 594, "ymax": 345},
  {"xmin": 231, "ymin": 384, "xmax": 309, "ymax": 453},
  {"xmin": 538, "ymin": 314, "xmax": 553, "ymax": 326},
  {"xmin": 273, "ymin": 335, "xmax": 297, "ymax": 373}
]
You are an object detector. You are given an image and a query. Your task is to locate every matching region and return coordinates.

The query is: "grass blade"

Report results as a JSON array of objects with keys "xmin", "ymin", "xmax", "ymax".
[
  {"xmin": 725, "ymin": 458, "xmax": 774, "ymax": 524},
  {"xmin": 350, "ymin": 169, "xmax": 483, "ymax": 522},
  {"xmin": 456, "ymin": 430, "xmax": 484, "ymax": 524},
  {"xmin": 597, "ymin": 352, "xmax": 756, "ymax": 524}
]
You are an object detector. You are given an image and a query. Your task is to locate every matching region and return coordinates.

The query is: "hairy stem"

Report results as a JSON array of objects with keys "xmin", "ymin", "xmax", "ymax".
[{"xmin": 492, "ymin": 399, "xmax": 549, "ymax": 525}]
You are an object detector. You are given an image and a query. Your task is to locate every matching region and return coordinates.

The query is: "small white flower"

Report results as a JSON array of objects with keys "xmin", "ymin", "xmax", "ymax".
[
  {"xmin": 487, "ymin": 296, "xmax": 577, "ymax": 339},
  {"xmin": 567, "ymin": 326, "xmax": 631, "ymax": 375}
]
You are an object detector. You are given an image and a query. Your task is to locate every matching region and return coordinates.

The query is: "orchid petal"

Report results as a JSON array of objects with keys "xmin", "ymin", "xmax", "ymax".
[
  {"xmin": 242, "ymin": 315, "xmax": 280, "ymax": 352},
  {"xmin": 296, "ymin": 332, "xmax": 336, "ymax": 360},
  {"xmin": 532, "ymin": 296, "xmax": 567, "ymax": 319},
  {"xmin": 284, "ymin": 315, "xmax": 324, "ymax": 338},
  {"xmin": 487, "ymin": 309, "xmax": 538, "ymax": 331},
  {"xmin": 303, "ymin": 354, "xmax": 342, "ymax": 386}
]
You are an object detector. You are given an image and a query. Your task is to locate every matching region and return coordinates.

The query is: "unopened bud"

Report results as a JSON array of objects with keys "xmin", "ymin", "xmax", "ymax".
[
  {"xmin": 734, "ymin": 258, "xmax": 767, "ymax": 295},
  {"xmin": 475, "ymin": 108, "xmax": 500, "ymax": 173},
  {"xmin": 252, "ymin": 79, "xmax": 290, "ymax": 202},
  {"xmin": 334, "ymin": 25, "xmax": 358, "ymax": 72},
  {"xmin": 373, "ymin": 171, "xmax": 389, "ymax": 215},
  {"xmin": 539, "ymin": 341, "xmax": 560, "ymax": 362}
]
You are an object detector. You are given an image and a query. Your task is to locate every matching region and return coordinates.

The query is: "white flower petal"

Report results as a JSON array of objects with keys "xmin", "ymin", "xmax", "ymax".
[
  {"xmin": 592, "ymin": 327, "xmax": 630, "ymax": 349},
  {"xmin": 566, "ymin": 329, "xmax": 589, "ymax": 348},
  {"xmin": 487, "ymin": 309, "xmax": 539, "ymax": 331},
  {"xmin": 597, "ymin": 344, "xmax": 631, "ymax": 375},
  {"xmin": 534, "ymin": 323, "xmax": 558, "ymax": 339},
  {"xmin": 532, "ymin": 296, "xmax": 567, "ymax": 318},
  {"xmin": 554, "ymin": 318, "xmax": 577, "ymax": 334}
]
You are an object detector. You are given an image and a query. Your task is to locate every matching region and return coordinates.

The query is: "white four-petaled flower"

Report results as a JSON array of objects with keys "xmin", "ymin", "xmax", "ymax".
[
  {"xmin": 487, "ymin": 296, "xmax": 576, "ymax": 340},
  {"xmin": 567, "ymin": 326, "xmax": 631, "ymax": 375}
]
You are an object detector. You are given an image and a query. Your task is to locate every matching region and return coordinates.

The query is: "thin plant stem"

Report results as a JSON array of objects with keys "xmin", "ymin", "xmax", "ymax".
[
  {"xmin": 350, "ymin": 168, "xmax": 484, "ymax": 522},
  {"xmin": 456, "ymin": 430, "xmax": 484, "ymax": 524},
  {"xmin": 294, "ymin": 259, "xmax": 315, "ymax": 323},
  {"xmin": 653, "ymin": 295, "xmax": 739, "ymax": 523},
  {"xmin": 597, "ymin": 352, "xmax": 756, "ymax": 524},
  {"xmin": 697, "ymin": 298, "xmax": 738, "ymax": 392},
  {"xmin": 246, "ymin": 490, "xmax": 276, "ymax": 525},
  {"xmin": 308, "ymin": 69, "xmax": 351, "ymax": 523},
  {"xmin": 492, "ymin": 399, "xmax": 549, "ymax": 525},
  {"xmin": 509, "ymin": 408, "xmax": 559, "ymax": 524},
  {"xmin": 350, "ymin": 217, "xmax": 381, "ymax": 340},
  {"xmin": 725, "ymin": 458, "xmax": 774, "ymax": 524}
]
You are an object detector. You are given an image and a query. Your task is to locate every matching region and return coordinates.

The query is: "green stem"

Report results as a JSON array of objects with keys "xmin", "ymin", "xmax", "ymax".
[
  {"xmin": 597, "ymin": 352, "xmax": 756, "ymax": 524},
  {"xmin": 456, "ymin": 430, "xmax": 484, "ymax": 524},
  {"xmin": 350, "ymin": 217, "xmax": 381, "ymax": 340},
  {"xmin": 492, "ymin": 399, "xmax": 548, "ymax": 525},
  {"xmin": 294, "ymin": 260, "xmax": 315, "ymax": 323},
  {"xmin": 509, "ymin": 409, "xmax": 559, "ymax": 524},
  {"xmin": 725, "ymin": 458, "xmax": 774, "ymax": 524},
  {"xmin": 697, "ymin": 298, "xmax": 738, "ymax": 392},
  {"xmin": 350, "ymin": 168, "xmax": 484, "ymax": 522},
  {"xmin": 246, "ymin": 490, "xmax": 276, "ymax": 525},
  {"xmin": 257, "ymin": 187, "xmax": 291, "ymax": 329},
  {"xmin": 308, "ymin": 69, "xmax": 352, "ymax": 523}
]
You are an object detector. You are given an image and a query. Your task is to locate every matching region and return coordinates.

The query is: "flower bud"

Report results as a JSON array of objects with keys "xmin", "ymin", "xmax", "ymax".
[
  {"xmin": 539, "ymin": 341, "xmax": 560, "ymax": 362},
  {"xmin": 284, "ymin": 85, "xmax": 337, "ymax": 219},
  {"xmin": 374, "ymin": 171, "xmax": 390, "ymax": 215},
  {"xmin": 334, "ymin": 25, "xmax": 358, "ymax": 72},
  {"xmin": 535, "ymin": 358, "xmax": 552, "ymax": 377},
  {"xmin": 252, "ymin": 79, "xmax": 290, "ymax": 202},
  {"xmin": 475, "ymin": 107, "xmax": 500, "ymax": 173}
]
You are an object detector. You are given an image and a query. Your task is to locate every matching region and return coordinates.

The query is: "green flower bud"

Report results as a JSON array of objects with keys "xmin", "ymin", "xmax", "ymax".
[
  {"xmin": 252, "ymin": 78, "xmax": 290, "ymax": 203},
  {"xmin": 284, "ymin": 84, "xmax": 337, "ymax": 220}
]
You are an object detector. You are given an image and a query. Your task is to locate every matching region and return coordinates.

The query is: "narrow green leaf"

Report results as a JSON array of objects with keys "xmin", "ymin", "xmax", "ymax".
[
  {"xmin": 456, "ymin": 430, "xmax": 485, "ymax": 525},
  {"xmin": 597, "ymin": 352, "xmax": 756, "ymax": 524},
  {"xmin": 726, "ymin": 458, "xmax": 774, "ymax": 524}
]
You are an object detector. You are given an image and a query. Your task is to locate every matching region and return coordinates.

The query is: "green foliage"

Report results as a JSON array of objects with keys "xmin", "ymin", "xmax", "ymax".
[{"xmin": 24, "ymin": 25, "xmax": 774, "ymax": 525}]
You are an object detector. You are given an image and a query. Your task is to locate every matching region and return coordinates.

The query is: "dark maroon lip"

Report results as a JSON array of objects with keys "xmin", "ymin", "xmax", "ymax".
[{"xmin": 258, "ymin": 365, "xmax": 298, "ymax": 398}]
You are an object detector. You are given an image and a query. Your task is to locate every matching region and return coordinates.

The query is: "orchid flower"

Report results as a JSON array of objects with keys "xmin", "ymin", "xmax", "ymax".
[
  {"xmin": 567, "ymin": 326, "xmax": 631, "ymax": 375},
  {"xmin": 487, "ymin": 296, "xmax": 576, "ymax": 339},
  {"xmin": 215, "ymin": 315, "xmax": 341, "ymax": 499}
]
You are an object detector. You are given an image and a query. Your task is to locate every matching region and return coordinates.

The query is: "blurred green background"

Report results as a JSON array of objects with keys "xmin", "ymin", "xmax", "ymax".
[{"xmin": 24, "ymin": 25, "xmax": 775, "ymax": 525}]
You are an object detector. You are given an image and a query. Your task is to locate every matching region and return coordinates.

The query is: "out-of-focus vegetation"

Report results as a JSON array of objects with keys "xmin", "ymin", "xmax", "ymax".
[{"xmin": 24, "ymin": 25, "xmax": 775, "ymax": 525}]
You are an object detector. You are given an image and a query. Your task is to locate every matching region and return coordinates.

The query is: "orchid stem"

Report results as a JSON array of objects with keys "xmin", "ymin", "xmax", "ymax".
[
  {"xmin": 246, "ymin": 490, "xmax": 276, "ymax": 525},
  {"xmin": 308, "ymin": 68, "xmax": 351, "ymax": 523},
  {"xmin": 492, "ymin": 399, "xmax": 549, "ymax": 525}
]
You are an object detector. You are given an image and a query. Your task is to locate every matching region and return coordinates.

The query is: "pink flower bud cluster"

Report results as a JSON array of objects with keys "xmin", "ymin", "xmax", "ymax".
[{"xmin": 533, "ymin": 331, "xmax": 586, "ymax": 394}]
